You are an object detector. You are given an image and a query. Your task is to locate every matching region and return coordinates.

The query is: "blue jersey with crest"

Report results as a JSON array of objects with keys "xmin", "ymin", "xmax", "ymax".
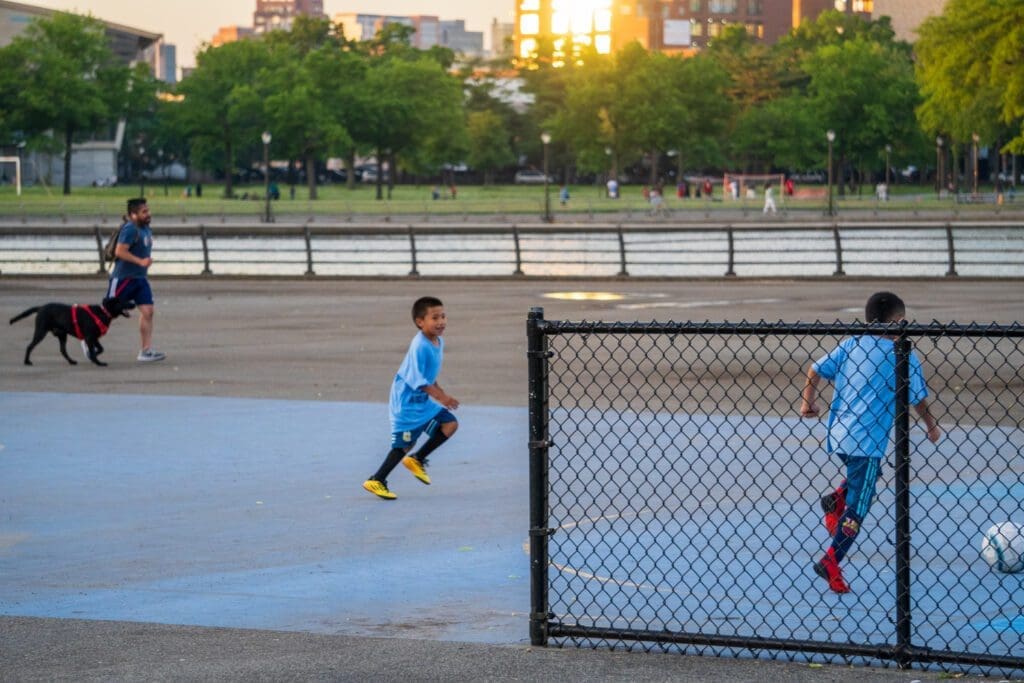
[{"xmin": 389, "ymin": 331, "xmax": 444, "ymax": 432}]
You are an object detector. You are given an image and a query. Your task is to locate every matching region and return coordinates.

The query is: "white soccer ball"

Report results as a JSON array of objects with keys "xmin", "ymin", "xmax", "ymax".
[{"xmin": 980, "ymin": 522, "xmax": 1024, "ymax": 573}]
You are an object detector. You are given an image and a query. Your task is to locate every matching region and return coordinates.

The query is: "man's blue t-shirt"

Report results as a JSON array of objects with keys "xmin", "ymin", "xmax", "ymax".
[
  {"xmin": 813, "ymin": 335, "xmax": 928, "ymax": 459},
  {"xmin": 389, "ymin": 331, "xmax": 444, "ymax": 432},
  {"xmin": 110, "ymin": 221, "xmax": 153, "ymax": 279}
]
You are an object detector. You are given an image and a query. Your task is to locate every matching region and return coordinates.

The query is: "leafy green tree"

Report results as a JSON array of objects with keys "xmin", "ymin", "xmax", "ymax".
[
  {"xmin": 802, "ymin": 37, "xmax": 921, "ymax": 191},
  {"xmin": 915, "ymin": 0, "xmax": 1024, "ymax": 154},
  {"xmin": 350, "ymin": 55, "xmax": 465, "ymax": 199},
  {"xmin": 467, "ymin": 110, "xmax": 515, "ymax": 184},
  {"xmin": 177, "ymin": 39, "xmax": 272, "ymax": 197},
  {"xmin": 0, "ymin": 12, "xmax": 134, "ymax": 194}
]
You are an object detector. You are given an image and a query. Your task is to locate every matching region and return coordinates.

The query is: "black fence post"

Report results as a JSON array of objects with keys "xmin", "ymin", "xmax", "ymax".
[
  {"xmin": 945, "ymin": 223, "xmax": 958, "ymax": 277},
  {"xmin": 92, "ymin": 225, "xmax": 106, "ymax": 274},
  {"xmin": 832, "ymin": 225, "xmax": 845, "ymax": 276},
  {"xmin": 513, "ymin": 225, "xmax": 524, "ymax": 276},
  {"xmin": 893, "ymin": 328, "xmax": 913, "ymax": 667},
  {"xmin": 527, "ymin": 307, "xmax": 551, "ymax": 647},
  {"xmin": 408, "ymin": 225, "xmax": 419, "ymax": 276},
  {"xmin": 304, "ymin": 224, "xmax": 315, "ymax": 276},
  {"xmin": 199, "ymin": 225, "xmax": 212, "ymax": 275},
  {"xmin": 725, "ymin": 226, "xmax": 736, "ymax": 277},
  {"xmin": 617, "ymin": 225, "xmax": 629, "ymax": 276}
]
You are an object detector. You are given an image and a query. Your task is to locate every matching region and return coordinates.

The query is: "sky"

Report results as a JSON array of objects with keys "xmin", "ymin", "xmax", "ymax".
[{"xmin": 28, "ymin": 0, "xmax": 513, "ymax": 71}]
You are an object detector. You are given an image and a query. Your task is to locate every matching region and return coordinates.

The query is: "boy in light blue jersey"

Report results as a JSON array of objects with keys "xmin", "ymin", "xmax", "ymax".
[
  {"xmin": 800, "ymin": 292, "xmax": 941, "ymax": 593},
  {"xmin": 363, "ymin": 296, "xmax": 459, "ymax": 500}
]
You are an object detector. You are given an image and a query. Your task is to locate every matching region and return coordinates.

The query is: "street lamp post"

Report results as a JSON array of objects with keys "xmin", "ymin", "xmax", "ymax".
[
  {"xmin": 826, "ymin": 130, "xmax": 835, "ymax": 216},
  {"xmin": 159, "ymin": 149, "xmax": 168, "ymax": 197},
  {"xmin": 16, "ymin": 140, "xmax": 25, "ymax": 197},
  {"xmin": 261, "ymin": 131, "xmax": 272, "ymax": 223},
  {"xmin": 884, "ymin": 144, "xmax": 892, "ymax": 197},
  {"xmin": 936, "ymin": 136, "xmax": 943, "ymax": 200},
  {"xmin": 972, "ymin": 132, "xmax": 980, "ymax": 196},
  {"xmin": 541, "ymin": 132, "xmax": 552, "ymax": 222},
  {"xmin": 138, "ymin": 146, "xmax": 145, "ymax": 197}
]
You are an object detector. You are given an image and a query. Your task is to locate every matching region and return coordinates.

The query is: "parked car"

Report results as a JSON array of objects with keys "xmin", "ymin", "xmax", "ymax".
[
  {"xmin": 361, "ymin": 167, "xmax": 389, "ymax": 183},
  {"xmin": 900, "ymin": 165, "xmax": 920, "ymax": 181},
  {"xmin": 791, "ymin": 170, "xmax": 826, "ymax": 183},
  {"xmin": 514, "ymin": 169, "xmax": 553, "ymax": 184}
]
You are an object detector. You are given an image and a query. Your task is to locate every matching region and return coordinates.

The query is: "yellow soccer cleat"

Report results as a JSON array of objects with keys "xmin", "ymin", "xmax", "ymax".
[
  {"xmin": 363, "ymin": 479, "xmax": 397, "ymax": 500},
  {"xmin": 402, "ymin": 456, "xmax": 431, "ymax": 485}
]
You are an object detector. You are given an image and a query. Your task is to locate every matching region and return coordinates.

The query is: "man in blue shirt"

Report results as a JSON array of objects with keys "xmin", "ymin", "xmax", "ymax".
[
  {"xmin": 363, "ymin": 296, "xmax": 460, "ymax": 500},
  {"xmin": 107, "ymin": 198, "xmax": 165, "ymax": 362},
  {"xmin": 800, "ymin": 292, "xmax": 941, "ymax": 593}
]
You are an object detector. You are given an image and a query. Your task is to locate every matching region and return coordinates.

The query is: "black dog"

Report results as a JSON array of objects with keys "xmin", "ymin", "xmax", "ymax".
[{"xmin": 9, "ymin": 297, "xmax": 134, "ymax": 366}]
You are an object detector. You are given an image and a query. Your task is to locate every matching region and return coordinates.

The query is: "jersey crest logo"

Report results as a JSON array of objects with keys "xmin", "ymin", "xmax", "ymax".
[{"xmin": 841, "ymin": 518, "xmax": 860, "ymax": 537}]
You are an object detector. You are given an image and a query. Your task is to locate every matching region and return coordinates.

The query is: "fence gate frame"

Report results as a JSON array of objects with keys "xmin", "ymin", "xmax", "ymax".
[{"xmin": 526, "ymin": 306, "xmax": 1024, "ymax": 673}]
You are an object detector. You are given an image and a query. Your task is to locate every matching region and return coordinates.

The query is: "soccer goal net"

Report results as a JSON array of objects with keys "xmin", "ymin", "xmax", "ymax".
[
  {"xmin": 0, "ymin": 156, "xmax": 22, "ymax": 195},
  {"xmin": 722, "ymin": 173, "xmax": 785, "ymax": 202}
]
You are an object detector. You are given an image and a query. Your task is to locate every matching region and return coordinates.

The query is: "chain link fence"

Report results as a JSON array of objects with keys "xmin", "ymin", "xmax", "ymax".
[{"xmin": 527, "ymin": 311, "xmax": 1024, "ymax": 675}]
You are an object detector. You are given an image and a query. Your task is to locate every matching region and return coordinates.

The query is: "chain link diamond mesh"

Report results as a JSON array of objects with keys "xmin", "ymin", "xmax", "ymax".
[{"xmin": 527, "ymin": 314, "xmax": 1024, "ymax": 676}]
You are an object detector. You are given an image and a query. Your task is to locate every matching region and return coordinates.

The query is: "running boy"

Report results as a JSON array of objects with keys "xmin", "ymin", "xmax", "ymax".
[
  {"xmin": 799, "ymin": 291, "xmax": 941, "ymax": 593},
  {"xmin": 363, "ymin": 296, "xmax": 459, "ymax": 500}
]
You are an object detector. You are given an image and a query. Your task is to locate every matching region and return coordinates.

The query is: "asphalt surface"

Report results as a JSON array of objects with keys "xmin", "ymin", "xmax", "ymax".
[{"xmin": 2, "ymin": 276, "xmax": 1021, "ymax": 682}]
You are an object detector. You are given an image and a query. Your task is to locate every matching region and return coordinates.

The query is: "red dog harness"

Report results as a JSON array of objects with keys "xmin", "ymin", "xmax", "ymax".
[{"xmin": 70, "ymin": 304, "xmax": 111, "ymax": 341}]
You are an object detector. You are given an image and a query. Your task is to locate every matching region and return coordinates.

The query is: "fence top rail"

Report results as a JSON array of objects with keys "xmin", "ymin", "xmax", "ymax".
[
  {"xmin": 2, "ymin": 221, "xmax": 1024, "ymax": 238},
  {"xmin": 536, "ymin": 319, "xmax": 1024, "ymax": 337}
]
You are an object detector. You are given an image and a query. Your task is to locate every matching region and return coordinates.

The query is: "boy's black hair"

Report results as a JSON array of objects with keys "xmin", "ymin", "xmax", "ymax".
[
  {"xmin": 865, "ymin": 291, "xmax": 905, "ymax": 323},
  {"xmin": 412, "ymin": 296, "xmax": 443, "ymax": 322},
  {"xmin": 126, "ymin": 197, "xmax": 147, "ymax": 215}
]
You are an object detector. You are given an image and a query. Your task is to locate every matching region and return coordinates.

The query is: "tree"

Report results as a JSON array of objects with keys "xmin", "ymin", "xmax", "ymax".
[
  {"xmin": 802, "ymin": 38, "xmax": 921, "ymax": 191},
  {"xmin": 0, "ymin": 12, "xmax": 133, "ymax": 194},
  {"xmin": 177, "ymin": 39, "xmax": 272, "ymax": 198},
  {"xmin": 915, "ymin": 0, "xmax": 1024, "ymax": 154},
  {"xmin": 467, "ymin": 110, "xmax": 514, "ymax": 184}
]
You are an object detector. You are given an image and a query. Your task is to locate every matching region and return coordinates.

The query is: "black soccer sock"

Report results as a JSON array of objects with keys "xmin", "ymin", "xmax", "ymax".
[
  {"xmin": 412, "ymin": 430, "xmax": 449, "ymax": 462},
  {"xmin": 371, "ymin": 448, "xmax": 407, "ymax": 484}
]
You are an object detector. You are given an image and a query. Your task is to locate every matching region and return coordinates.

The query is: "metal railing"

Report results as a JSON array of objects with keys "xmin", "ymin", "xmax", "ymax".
[
  {"xmin": 0, "ymin": 222, "xmax": 1022, "ymax": 278},
  {"xmin": 527, "ymin": 310, "xmax": 1024, "ymax": 675}
]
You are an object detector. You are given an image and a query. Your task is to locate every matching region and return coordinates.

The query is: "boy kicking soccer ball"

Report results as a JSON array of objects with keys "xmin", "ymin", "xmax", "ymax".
[
  {"xmin": 799, "ymin": 291, "xmax": 941, "ymax": 593},
  {"xmin": 363, "ymin": 296, "xmax": 459, "ymax": 500}
]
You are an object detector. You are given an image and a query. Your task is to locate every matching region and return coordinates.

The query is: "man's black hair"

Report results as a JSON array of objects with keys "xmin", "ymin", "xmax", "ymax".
[
  {"xmin": 865, "ymin": 291, "xmax": 906, "ymax": 323},
  {"xmin": 412, "ymin": 296, "xmax": 443, "ymax": 322},
  {"xmin": 126, "ymin": 197, "xmax": 147, "ymax": 215}
]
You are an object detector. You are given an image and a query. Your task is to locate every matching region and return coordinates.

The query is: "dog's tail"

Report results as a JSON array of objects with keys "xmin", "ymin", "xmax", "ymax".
[{"xmin": 9, "ymin": 307, "xmax": 40, "ymax": 325}]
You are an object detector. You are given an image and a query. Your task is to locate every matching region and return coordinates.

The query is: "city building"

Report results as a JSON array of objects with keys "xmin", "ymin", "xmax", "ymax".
[
  {"xmin": 211, "ymin": 25, "xmax": 255, "ymax": 47},
  {"xmin": 0, "ymin": 0, "xmax": 163, "ymax": 187},
  {"xmin": 872, "ymin": 0, "xmax": 944, "ymax": 42},
  {"xmin": 334, "ymin": 12, "xmax": 484, "ymax": 56},
  {"xmin": 254, "ymin": 0, "xmax": 324, "ymax": 34},
  {"xmin": 157, "ymin": 43, "xmax": 177, "ymax": 83},
  {"xmin": 513, "ymin": 0, "xmax": 878, "ymax": 63},
  {"xmin": 491, "ymin": 18, "xmax": 514, "ymax": 58},
  {"xmin": 440, "ymin": 19, "xmax": 484, "ymax": 56}
]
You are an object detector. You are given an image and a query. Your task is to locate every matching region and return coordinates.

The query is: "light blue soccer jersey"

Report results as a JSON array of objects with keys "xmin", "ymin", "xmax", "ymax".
[
  {"xmin": 389, "ymin": 331, "xmax": 444, "ymax": 432},
  {"xmin": 813, "ymin": 335, "xmax": 928, "ymax": 459}
]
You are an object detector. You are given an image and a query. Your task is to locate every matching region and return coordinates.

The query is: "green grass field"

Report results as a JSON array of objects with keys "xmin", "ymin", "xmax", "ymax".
[{"xmin": 0, "ymin": 180, "xmax": 1013, "ymax": 221}]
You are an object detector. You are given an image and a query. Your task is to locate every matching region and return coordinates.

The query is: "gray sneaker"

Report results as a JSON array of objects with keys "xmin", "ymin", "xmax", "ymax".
[{"xmin": 137, "ymin": 348, "xmax": 166, "ymax": 362}]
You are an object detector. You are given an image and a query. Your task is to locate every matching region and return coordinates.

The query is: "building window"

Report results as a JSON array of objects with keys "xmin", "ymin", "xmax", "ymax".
[
  {"xmin": 519, "ymin": 37, "xmax": 537, "ymax": 58},
  {"xmin": 690, "ymin": 20, "xmax": 703, "ymax": 36},
  {"xmin": 747, "ymin": 0, "xmax": 762, "ymax": 14},
  {"xmin": 690, "ymin": 0, "xmax": 702, "ymax": 10},
  {"xmin": 745, "ymin": 22, "xmax": 763, "ymax": 37},
  {"xmin": 595, "ymin": 34, "xmax": 611, "ymax": 53},
  {"xmin": 834, "ymin": 0, "xmax": 845, "ymax": 10},
  {"xmin": 709, "ymin": 0, "xmax": 737, "ymax": 12},
  {"xmin": 519, "ymin": 13, "xmax": 539, "ymax": 34},
  {"xmin": 708, "ymin": 21, "xmax": 721, "ymax": 36},
  {"xmin": 852, "ymin": 0, "xmax": 872, "ymax": 10},
  {"xmin": 520, "ymin": 0, "xmax": 539, "ymax": 10},
  {"xmin": 595, "ymin": 9, "xmax": 612, "ymax": 31}
]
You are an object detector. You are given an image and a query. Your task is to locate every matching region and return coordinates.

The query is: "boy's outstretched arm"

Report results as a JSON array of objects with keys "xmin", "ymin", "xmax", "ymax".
[
  {"xmin": 800, "ymin": 366, "xmax": 821, "ymax": 417},
  {"xmin": 422, "ymin": 382, "xmax": 459, "ymax": 410},
  {"xmin": 914, "ymin": 398, "xmax": 942, "ymax": 443}
]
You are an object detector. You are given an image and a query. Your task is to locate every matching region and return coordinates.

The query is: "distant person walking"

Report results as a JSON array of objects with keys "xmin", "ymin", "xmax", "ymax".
[
  {"xmin": 763, "ymin": 182, "xmax": 777, "ymax": 214},
  {"xmin": 107, "ymin": 197, "xmax": 165, "ymax": 362}
]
